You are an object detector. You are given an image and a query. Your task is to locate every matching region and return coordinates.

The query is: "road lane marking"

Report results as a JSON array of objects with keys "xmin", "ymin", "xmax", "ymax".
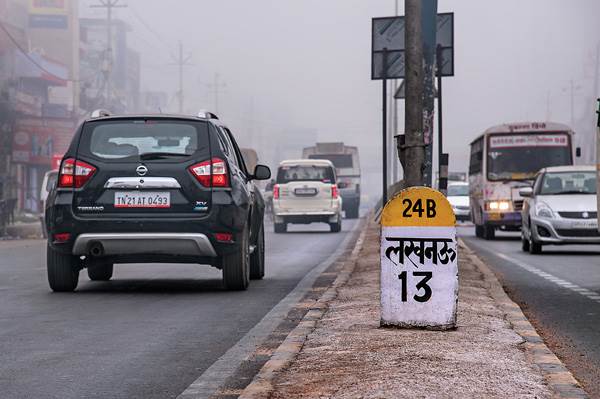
[
  {"xmin": 496, "ymin": 252, "xmax": 600, "ymax": 304},
  {"xmin": 177, "ymin": 220, "xmax": 362, "ymax": 399}
]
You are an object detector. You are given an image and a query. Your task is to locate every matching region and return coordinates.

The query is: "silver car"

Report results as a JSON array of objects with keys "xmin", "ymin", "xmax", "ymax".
[{"xmin": 520, "ymin": 165, "xmax": 599, "ymax": 254}]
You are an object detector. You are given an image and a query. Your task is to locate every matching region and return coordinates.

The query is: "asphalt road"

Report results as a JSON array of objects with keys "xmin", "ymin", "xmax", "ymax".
[
  {"xmin": 0, "ymin": 219, "xmax": 359, "ymax": 399},
  {"xmin": 460, "ymin": 227, "xmax": 600, "ymax": 397}
]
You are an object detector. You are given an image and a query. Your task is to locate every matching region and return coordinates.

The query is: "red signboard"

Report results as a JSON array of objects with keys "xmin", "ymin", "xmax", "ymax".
[{"xmin": 12, "ymin": 117, "xmax": 76, "ymax": 165}]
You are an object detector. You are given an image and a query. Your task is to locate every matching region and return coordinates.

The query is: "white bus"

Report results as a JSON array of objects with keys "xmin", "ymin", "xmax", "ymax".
[{"xmin": 469, "ymin": 122, "xmax": 577, "ymax": 240}]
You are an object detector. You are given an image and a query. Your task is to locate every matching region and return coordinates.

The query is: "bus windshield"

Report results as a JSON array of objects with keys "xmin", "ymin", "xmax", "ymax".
[{"xmin": 487, "ymin": 133, "xmax": 571, "ymax": 181}]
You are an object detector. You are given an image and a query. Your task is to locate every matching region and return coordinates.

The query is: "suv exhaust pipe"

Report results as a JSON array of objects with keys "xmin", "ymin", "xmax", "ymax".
[{"xmin": 89, "ymin": 242, "xmax": 104, "ymax": 257}]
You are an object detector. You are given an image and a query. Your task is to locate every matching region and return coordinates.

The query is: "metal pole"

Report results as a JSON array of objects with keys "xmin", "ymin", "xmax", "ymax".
[
  {"xmin": 392, "ymin": 0, "xmax": 399, "ymax": 184},
  {"xmin": 382, "ymin": 48, "xmax": 389, "ymax": 203},
  {"xmin": 404, "ymin": 0, "xmax": 424, "ymax": 187},
  {"xmin": 436, "ymin": 45, "xmax": 444, "ymax": 190},
  {"xmin": 178, "ymin": 41, "xmax": 183, "ymax": 113},
  {"xmin": 106, "ymin": 3, "xmax": 112, "ymax": 105}
]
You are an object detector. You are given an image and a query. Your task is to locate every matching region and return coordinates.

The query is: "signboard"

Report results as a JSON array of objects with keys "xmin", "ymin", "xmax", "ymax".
[
  {"xmin": 12, "ymin": 118, "xmax": 76, "ymax": 165},
  {"xmin": 372, "ymin": 13, "xmax": 454, "ymax": 80},
  {"xmin": 489, "ymin": 134, "xmax": 569, "ymax": 149},
  {"xmin": 28, "ymin": 0, "xmax": 68, "ymax": 29},
  {"xmin": 380, "ymin": 187, "xmax": 458, "ymax": 329}
]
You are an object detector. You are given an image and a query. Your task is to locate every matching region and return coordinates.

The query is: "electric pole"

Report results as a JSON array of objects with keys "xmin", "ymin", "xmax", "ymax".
[
  {"xmin": 403, "ymin": 0, "xmax": 425, "ymax": 187},
  {"xmin": 171, "ymin": 41, "xmax": 192, "ymax": 114},
  {"xmin": 90, "ymin": 0, "xmax": 127, "ymax": 108},
  {"xmin": 391, "ymin": 0, "xmax": 399, "ymax": 184},
  {"xmin": 206, "ymin": 73, "xmax": 227, "ymax": 114}
]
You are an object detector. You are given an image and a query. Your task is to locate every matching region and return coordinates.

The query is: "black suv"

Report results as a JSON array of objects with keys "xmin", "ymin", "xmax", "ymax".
[{"xmin": 45, "ymin": 110, "xmax": 271, "ymax": 292}]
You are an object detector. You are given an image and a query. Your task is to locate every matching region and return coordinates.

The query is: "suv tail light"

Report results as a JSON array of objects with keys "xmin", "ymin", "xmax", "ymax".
[
  {"xmin": 189, "ymin": 158, "xmax": 229, "ymax": 187},
  {"xmin": 58, "ymin": 158, "xmax": 96, "ymax": 188},
  {"xmin": 331, "ymin": 185, "xmax": 339, "ymax": 199},
  {"xmin": 273, "ymin": 184, "xmax": 280, "ymax": 200}
]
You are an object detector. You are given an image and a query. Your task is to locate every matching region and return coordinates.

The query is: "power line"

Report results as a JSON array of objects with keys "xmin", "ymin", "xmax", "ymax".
[
  {"xmin": 0, "ymin": 20, "xmax": 76, "ymax": 82},
  {"xmin": 127, "ymin": 6, "xmax": 172, "ymax": 51}
]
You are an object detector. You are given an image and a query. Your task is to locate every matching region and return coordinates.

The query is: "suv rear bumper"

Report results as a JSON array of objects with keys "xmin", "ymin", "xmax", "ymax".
[{"xmin": 72, "ymin": 233, "xmax": 217, "ymax": 257}]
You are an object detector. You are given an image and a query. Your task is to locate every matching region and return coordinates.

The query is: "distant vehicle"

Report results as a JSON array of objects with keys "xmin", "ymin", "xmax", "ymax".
[
  {"xmin": 39, "ymin": 169, "xmax": 59, "ymax": 238},
  {"xmin": 272, "ymin": 159, "xmax": 342, "ymax": 233},
  {"xmin": 302, "ymin": 142, "xmax": 360, "ymax": 219},
  {"xmin": 447, "ymin": 182, "xmax": 470, "ymax": 222},
  {"xmin": 468, "ymin": 122, "xmax": 578, "ymax": 240},
  {"xmin": 45, "ymin": 109, "xmax": 271, "ymax": 292},
  {"xmin": 520, "ymin": 165, "xmax": 599, "ymax": 253}
]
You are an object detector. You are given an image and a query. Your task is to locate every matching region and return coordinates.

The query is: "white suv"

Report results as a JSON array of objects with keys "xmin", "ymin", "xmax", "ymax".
[{"xmin": 272, "ymin": 159, "xmax": 343, "ymax": 233}]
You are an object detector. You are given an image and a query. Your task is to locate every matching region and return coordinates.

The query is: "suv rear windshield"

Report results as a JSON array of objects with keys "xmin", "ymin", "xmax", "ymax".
[
  {"xmin": 308, "ymin": 154, "xmax": 353, "ymax": 168},
  {"xmin": 82, "ymin": 119, "xmax": 209, "ymax": 160},
  {"xmin": 277, "ymin": 165, "xmax": 335, "ymax": 184}
]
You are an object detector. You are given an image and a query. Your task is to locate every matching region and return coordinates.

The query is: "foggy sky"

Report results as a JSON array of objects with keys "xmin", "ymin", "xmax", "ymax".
[{"xmin": 80, "ymin": 0, "xmax": 600, "ymax": 199}]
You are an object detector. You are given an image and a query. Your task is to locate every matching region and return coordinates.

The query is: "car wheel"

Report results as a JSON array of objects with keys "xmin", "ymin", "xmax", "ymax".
[
  {"xmin": 482, "ymin": 224, "xmax": 495, "ymax": 240},
  {"xmin": 274, "ymin": 223, "xmax": 287, "ymax": 233},
  {"xmin": 529, "ymin": 235, "xmax": 542, "ymax": 254},
  {"xmin": 87, "ymin": 263, "xmax": 114, "ymax": 281},
  {"xmin": 475, "ymin": 224, "xmax": 483, "ymax": 238},
  {"xmin": 521, "ymin": 234, "xmax": 530, "ymax": 252},
  {"xmin": 329, "ymin": 218, "xmax": 342, "ymax": 233},
  {"xmin": 250, "ymin": 224, "xmax": 265, "ymax": 280},
  {"xmin": 47, "ymin": 243, "xmax": 79, "ymax": 292},
  {"xmin": 223, "ymin": 225, "xmax": 250, "ymax": 290}
]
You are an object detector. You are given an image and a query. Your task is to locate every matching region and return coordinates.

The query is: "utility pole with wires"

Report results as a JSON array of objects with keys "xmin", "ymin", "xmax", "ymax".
[
  {"xmin": 90, "ymin": 0, "xmax": 127, "ymax": 108},
  {"xmin": 171, "ymin": 41, "xmax": 193, "ymax": 114},
  {"xmin": 206, "ymin": 73, "xmax": 227, "ymax": 114}
]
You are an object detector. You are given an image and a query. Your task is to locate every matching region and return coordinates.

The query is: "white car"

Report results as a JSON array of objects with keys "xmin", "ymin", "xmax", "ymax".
[
  {"xmin": 39, "ymin": 169, "xmax": 58, "ymax": 238},
  {"xmin": 520, "ymin": 165, "xmax": 599, "ymax": 254},
  {"xmin": 447, "ymin": 182, "xmax": 470, "ymax": 222},
  {"xmin": 272, "ymin": 159, "xmax": 343, "ymax": 233}
]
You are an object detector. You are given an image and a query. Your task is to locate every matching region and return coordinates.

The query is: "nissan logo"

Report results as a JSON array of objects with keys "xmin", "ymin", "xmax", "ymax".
[{"xmin": 136, "ymin": 165, "xmax": 148, "ymax": 176}]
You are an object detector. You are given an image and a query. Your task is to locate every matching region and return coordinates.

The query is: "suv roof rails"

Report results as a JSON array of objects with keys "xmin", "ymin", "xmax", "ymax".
[
  {"xmin": 197, "ymin": 109, "xmax": 219, "ymax": 120},
  {"xmin": 90, "ymin": 109, "xmax": 111, "ymax": 118}
]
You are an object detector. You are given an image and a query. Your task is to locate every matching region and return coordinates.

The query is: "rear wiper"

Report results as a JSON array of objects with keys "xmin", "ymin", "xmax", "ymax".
[{"xmin": 139, "ymin": 152, "xmax": 189, "ymax": 160}]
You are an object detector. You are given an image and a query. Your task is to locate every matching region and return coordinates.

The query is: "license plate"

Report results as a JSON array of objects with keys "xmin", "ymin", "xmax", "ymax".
[
  {"xmin": 572, "ymin": 220, "xmax": 598, "ymax": 229},
  {"xmin": 114, "ymin": 191, "xmax": 170, "ymax": 208},
  {"xmin": 487, "ymin": 213, "xmax": 502, "ymax": 221},
  {"xmin": 294, "ymin": 187, "xmax": 318, "ymax": 196}
]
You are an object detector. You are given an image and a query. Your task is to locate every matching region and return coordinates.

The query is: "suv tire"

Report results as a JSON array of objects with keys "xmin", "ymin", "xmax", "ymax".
[
  {"xmin": 223, "ymin": 225, "xmax": 250, "ymax": 290},
  {"xmin": 250, "ymin": 224, "xmax": 265, "ymax": 280},
  {"xmin": 274, "ymin": 223, "xmax": 287, "ymax": 234},
  {"xmin": 47, "ymin": 243, "xmax": 79, "ymax": 292},
  {"xmin": 87, "ymin": 263, "xmax": 114, "ymax": 281}
]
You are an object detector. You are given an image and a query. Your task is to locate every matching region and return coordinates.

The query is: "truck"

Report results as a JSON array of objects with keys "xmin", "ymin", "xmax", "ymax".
[{"xmin": 302, "ymin": 142, "xmax": 361, "ymax": 218}]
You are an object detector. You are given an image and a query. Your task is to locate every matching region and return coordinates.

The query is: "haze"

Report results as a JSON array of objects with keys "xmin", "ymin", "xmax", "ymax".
[{"xmin": 81, "ymin": 0, "xmax": 600, "ymax": 202}]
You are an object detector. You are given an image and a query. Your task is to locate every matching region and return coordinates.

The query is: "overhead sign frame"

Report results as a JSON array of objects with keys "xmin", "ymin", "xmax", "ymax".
[{"xmin": 371, "ymin": 12, "xmax": 454, "ymax": 80}]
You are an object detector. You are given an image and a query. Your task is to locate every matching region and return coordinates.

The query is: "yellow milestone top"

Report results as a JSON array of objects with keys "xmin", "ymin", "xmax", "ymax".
[{"xmin": 382, "ymin": 186, "xmax": 456, "ymax": 227}]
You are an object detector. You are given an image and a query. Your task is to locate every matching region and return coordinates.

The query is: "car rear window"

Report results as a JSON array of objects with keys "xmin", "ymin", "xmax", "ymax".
[
  {"xmin": 82, "ymin": 119, "xmax": 209, "ymax": 160},
  {"xmin": 277, "ymin": 165, "xmax": 335, "ymax": 184}
]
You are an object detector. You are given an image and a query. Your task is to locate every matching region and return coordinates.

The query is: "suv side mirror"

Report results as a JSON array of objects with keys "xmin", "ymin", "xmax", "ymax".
[
  {"xmin": 576, "ymin": 147, "xmax": 582, "ymax": 157},
  {"xmin": 337, "ymin": 182, "xmax": 348, "ymax": 189},
  {"xmin": 252, "ymin": 164, "xmax": 271, "ymax": 181},
  {"xmin": 519, "ymin": 186, "xmax": 533, "ymax": 198}
]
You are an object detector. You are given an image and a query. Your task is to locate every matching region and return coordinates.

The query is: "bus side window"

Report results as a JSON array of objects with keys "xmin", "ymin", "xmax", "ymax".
[{"xmin": 469, "ymin": 137, "xmax": 483, "ymax": 175}]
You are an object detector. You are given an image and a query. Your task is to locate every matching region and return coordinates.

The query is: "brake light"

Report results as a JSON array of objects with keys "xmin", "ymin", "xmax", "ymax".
[
  {"xmin": 331, "ymin": 185, "xmax": 338, "ymax": 199},
  {"xmin": 58, "ymin": 158, "xmax": 96, "ymax": 188},
  {"xmin": 273, "ymin": 184, "xmax": 280, "ymax": 200},
  {"xmin": 189, "ymin": 158, "xmax": 229, "ymax": 187}
]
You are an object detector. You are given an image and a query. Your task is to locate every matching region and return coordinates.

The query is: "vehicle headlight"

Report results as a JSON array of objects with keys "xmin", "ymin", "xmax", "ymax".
[
  {"xmin": 486, "ymin": 200, "xmax": 511, "ymax": 211},
  {"xmin": 535, "ymin": 202, "xmax": 554, "ymax": 218}
]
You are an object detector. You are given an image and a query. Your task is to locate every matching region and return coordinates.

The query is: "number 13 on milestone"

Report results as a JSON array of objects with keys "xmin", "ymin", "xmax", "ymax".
[{"xmin": 380, "ymin": 187, "xmax": 458, "ymax": 329}]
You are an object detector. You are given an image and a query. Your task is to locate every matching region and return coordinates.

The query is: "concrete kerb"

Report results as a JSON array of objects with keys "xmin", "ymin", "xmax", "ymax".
[
  {"xmin": 460, "ymin": 239, "xmax": 588, "ymax": 399},
  {"xmin": 238, "ymin": 216, "xmax": 369, "ymax": 399}
]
